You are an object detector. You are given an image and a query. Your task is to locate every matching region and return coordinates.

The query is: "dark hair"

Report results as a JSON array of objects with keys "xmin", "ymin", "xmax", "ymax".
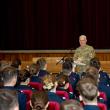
[
  {"xmin": 64, "ymin": 57, "xmax": 74, "ymax": 63},
  {"xmin": 31, "ymin": 91, "xmax": 48, "ymax": 110},
  {"xmin": 11, "ymin": 58, "xmax": 21, "ymax": 68},
  {"xmin": 18, "ymin": 69, "xmax": 30, "ymax": 83},
  {"xmin": 1, "ymin": 66, "xmax": 17, "ymax": 85},
  {"xmin": 77, "ymin": 77, "xmax": 98, "ymax": 101},
  {"xmin": 57, "ymin": 75, "xmax": 69, "ymax": 87},
  {"xmin": 36, "ymin": 58, "xmax": 47, "ymax": 70},
  {"xmin": 60, "ymin": 99, "xmax": 83, "ymax": 110},
  {"xmin": 90, "ymin": 57, "xmax": 101, "ymax": 70},
  {"xmin": 62, "ymin": 62, "xmax": 72, "ymax": 75},
  {"xmin": 29, "ymin": 63, "xmax": 38, "ymax": 75},
  {"xmin": 0, "ymin": 89, "xmax": 19, "ymax": 110}
]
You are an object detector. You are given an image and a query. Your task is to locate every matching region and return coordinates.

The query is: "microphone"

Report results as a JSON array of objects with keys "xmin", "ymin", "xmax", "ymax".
[{"xmin": 56, "ymin": 56, "xmax": 66, "ymax": 65}]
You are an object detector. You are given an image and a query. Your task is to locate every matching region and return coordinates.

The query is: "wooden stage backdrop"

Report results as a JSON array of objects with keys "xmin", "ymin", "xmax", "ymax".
[{"xmin": 0, "ymin": 50, "xmax": 110, "ymax": 74}]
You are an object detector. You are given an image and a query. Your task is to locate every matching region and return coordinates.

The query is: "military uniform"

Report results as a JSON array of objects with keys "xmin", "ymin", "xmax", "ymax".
[{"xmin": 74, "ymin": 44, "xmax": 95, "ymax": 73}]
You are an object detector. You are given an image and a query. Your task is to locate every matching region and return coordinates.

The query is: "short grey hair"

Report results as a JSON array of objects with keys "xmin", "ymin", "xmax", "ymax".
[{"xmin": 79, "ymin": 35, "xmax": 87, "ymax": 40}]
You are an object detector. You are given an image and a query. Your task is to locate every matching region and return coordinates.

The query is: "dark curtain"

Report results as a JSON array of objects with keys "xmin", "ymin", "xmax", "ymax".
[{"xmin": 1, "ymin": 0, "xmax": 110, "ymax": 50}]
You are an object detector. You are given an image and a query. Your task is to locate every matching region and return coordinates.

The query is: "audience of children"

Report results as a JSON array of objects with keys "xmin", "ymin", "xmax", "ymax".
[{"xmin": 0, "ymin": 57, "xmax": 110, "ymax": 110}]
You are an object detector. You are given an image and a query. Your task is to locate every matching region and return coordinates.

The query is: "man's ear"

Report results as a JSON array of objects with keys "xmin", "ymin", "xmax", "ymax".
[
  {"xmin": 30, "ymin": 100, "xmax": 33, "ymax": 108},
  {"xmin": 45, "ymin": 101, "xmax": 49, "ymax": 109}
]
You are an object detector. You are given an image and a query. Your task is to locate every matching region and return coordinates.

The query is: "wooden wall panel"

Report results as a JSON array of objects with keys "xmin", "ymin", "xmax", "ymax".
[
  {"xmin": 0, "ymin": 53, "xmax": 110, "ymax": 61},
  {"xmin": 0, "ymin": 50, "xmax": 110, "ymax": 73}
]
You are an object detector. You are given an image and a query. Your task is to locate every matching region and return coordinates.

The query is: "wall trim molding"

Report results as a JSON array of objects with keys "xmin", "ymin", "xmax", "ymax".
[{"xmin": 0, "ymin": 49, "xmax": 110, "ymax": 53}]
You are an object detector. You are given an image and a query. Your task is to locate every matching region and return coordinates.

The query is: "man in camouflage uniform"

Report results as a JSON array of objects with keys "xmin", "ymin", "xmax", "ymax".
[{"xmin": 74, "ymin": 35, "xmax": 95, "ymax": 73}]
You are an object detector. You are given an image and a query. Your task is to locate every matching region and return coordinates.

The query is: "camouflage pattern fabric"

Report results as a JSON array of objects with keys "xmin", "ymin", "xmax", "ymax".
[{"xmin": 74, "ymin": 45, "xmax": 95, "ymax": 72}]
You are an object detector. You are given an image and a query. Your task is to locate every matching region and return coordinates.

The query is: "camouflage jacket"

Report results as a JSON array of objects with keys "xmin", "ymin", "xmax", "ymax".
[{"xmin": 74, "ymin": 45, "xmax": 95, "ymax": 72}]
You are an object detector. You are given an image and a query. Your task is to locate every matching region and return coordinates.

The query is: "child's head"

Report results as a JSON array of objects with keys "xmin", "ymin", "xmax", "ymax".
[
  {"xmin": 57, "ymin": 75, "xmax": 69, "ymax": 87},
  {"xmin": 30, "ymin": 91, "xmax": 49, "ymax": 110}
]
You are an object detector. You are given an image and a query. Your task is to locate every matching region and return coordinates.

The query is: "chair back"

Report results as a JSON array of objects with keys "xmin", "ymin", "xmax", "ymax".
[
  {"xmin": 28, "ymin": 82, "xmax": 43, "ymax": 91},
  {"xmin": 56, "ymin": 90, "xmax": 69, "ymax": 100},
  {"xmin": 98, "ymin": 103, "xmax": 107, "ymax": 110}
]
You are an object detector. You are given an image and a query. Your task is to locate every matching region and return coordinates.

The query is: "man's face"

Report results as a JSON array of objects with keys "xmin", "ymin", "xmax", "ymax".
[{"xmin": 79, "ymin": 36, "xmax": 87, "ymax": 47}]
